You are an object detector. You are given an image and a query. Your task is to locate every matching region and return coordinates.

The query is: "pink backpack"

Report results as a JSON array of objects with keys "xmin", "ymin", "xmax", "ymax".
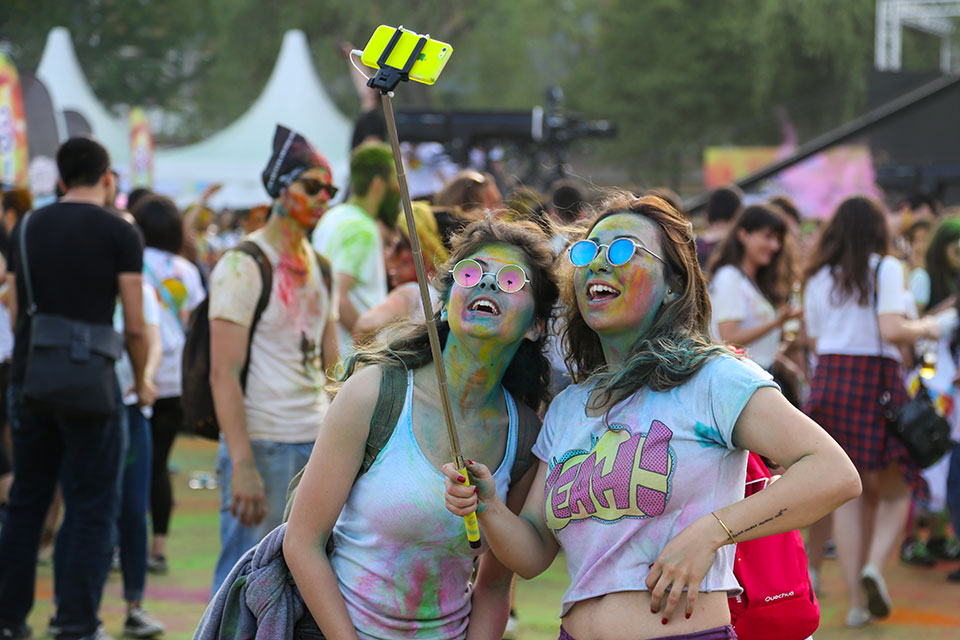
[{"xmin": 728, "ymin": 452, "xmax": 820, "ymax": 639}]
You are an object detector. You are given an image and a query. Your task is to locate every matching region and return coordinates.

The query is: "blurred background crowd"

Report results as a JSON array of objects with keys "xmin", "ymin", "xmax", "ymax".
[{"xmin": 2, "ymin": 1, "xmax": 960, "ymax": 639}]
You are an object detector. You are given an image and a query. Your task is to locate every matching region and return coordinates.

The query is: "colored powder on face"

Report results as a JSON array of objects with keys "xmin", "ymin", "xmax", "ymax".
[
  {"xmin": 575, "ymin": 215, "xmax": 668, "ymax": 337},
  {"xmin": 577, "ymin": 252, "xmax": 664, "ymax": 330},
  {"xmin": 286, "ymin": 191, "xmax": 313, "ymax": 228},
  {"xmin": 447, "ymin": 245, "xmax": 536, "ymax": 347}
]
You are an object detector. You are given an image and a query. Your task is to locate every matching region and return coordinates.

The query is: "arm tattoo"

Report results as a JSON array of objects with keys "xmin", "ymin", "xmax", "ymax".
[{"xmin": 732, "ymin": 507, "xmax": 787, "ymax": 539}]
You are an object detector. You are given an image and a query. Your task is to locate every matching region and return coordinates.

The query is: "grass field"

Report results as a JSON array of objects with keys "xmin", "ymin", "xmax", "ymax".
[{"xmin": 22, "ymin": 436, "xmax": 960, "ymax": 639}]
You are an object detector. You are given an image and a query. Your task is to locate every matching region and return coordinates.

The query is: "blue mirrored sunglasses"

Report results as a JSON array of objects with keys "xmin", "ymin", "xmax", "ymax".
[{"xmin": 568, "ymin": 237, "xmax": 665, "ymax": 267}]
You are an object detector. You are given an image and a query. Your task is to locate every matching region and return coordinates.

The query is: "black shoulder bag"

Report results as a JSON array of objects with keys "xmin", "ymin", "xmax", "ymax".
[
  {"xmin": 873, "ymin": 259, "xmax": 950, "ymax": 469},
  {"xmin": 19, "ymin": 211, "xmax": 124, "ymax": 419}
]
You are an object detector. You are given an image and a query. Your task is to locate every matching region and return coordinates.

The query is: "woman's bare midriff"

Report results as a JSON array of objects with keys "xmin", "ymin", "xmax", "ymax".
[{"xmin": 561, "ymin": 590, "xmax": 731, "ymax": 640}]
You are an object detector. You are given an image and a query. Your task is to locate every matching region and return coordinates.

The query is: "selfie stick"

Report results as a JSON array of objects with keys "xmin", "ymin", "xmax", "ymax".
[{"xmin": 367, "ymin": 27, "xmax": 481, "ymax": 549}]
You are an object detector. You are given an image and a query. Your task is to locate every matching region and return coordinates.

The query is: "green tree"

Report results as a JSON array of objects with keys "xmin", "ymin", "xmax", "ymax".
[
  {"xmin": 2, "ymin": 0, "xmax": 948, "ymax": 187},
  {"xmin": 569, "ymin": 0, "xmax": 877, "ymax": 186},
  {"xmin": 1, "ymin": 0, "xmax": 213, "ymax": 125}
]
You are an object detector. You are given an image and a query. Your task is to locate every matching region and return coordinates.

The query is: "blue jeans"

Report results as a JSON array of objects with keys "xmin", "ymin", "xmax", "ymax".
[
  {"xmin": 117, "ymin": 404, "xmax": 152, "ymax": 603},
  {"xmin": 211, "ymin": 439, "xmax": 313, "ymax": 594},
  {"xmin": 53, "ymin": 397, "xmax": 128, "ymax": 616},
  {"xmin": 947, "ymin": 442, "xmax": 960, "ymax": 542},
  {"xmin": 0, "ymin": 384, "xmax": 123, "ymax": 639}
]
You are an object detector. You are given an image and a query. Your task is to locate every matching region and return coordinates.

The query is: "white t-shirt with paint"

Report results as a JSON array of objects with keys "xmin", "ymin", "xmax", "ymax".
[
  {"xmin": 142, "ymin": 247, "xmax": 205, "ymax": 398},
  {"xmin": 114, "ymin": 282, "xmax": 162, "ymax": 407},
  {"xmin": 312, "ymin": 203, "xmax": 388, "ymax": 360},
  {"xmin": 709, "ymin": 265, "xmax": 780, "ymax": 369},
  {"xmin": 208, "ymin": 233, "xmax": 334, "ymax": 443},
  {"xmin": 532, "ymin": 354, "xmax": 777, "ymax": 617}
]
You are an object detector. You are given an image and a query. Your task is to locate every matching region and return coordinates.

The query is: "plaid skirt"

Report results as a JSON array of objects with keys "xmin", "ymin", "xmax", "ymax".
[{"xmin": 803, "ymin": 354, "xmax": 927, "ymax": 499}]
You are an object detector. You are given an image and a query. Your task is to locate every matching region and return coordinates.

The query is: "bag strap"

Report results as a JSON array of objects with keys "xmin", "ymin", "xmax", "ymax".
[
  {"xmin": 361, "ymin": 364, "xmax": 407, "ymax": 475},
  {"xmin": 872, "ymin": 257, "xmax": 913, "ymax": 412},
  {"xmin": 872, "ymin": 257, "xmax": 883, "ymax": 354},
  {"xmin": 313, "ymin": 251, "xmax": 334, "ymax": 298},
  {"xmin": 232, "ymin": 241, "xmax": 273, "ymax": 390},
  {"xmin": 18, "ymin": 212, "xmax": 37, "ymax": 317},
  {"xmin": 510, "ymin": 401, "xmax": 543, "ymax": 486}
]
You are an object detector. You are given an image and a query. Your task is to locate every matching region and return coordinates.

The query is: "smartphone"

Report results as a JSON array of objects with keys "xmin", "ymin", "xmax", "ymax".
[{"xmin": 360, "ymin": 26, "xmax": 453, "ymax": 86}]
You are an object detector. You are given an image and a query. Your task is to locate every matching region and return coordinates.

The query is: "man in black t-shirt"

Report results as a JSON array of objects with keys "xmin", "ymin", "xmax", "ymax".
[{"xmin": 0, "ymin": 138, "xmax": 149, "ymax": 640}]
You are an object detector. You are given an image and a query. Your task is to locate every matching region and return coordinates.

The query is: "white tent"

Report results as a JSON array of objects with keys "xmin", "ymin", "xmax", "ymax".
[
  {"xmin": 35, "ymin": 27, "xmax": 130, "ymax": 166},
  {"xmin": 153, "ymin": 30, "xmax": 352, "ymax": 208}
]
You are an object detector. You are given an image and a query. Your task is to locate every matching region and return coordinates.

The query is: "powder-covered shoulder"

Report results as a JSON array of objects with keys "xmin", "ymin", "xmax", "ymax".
[
  {"xmin": 545, "ymin": 381, "xmax": 593, "ymax": 420},
  {"xmin": 695, "ymin": 353, "xmax": 779, "ymax": 449},
  {"xmin": 208, "ymin": 251, "xmax": 263, "ymax": 328},
  {"xmin": 534, "ymin": 382, "xmax": 592, "ymax": 463},
  {"xmin": 699, "ymin": 352, "xmax": 773, "ymax": 382}
]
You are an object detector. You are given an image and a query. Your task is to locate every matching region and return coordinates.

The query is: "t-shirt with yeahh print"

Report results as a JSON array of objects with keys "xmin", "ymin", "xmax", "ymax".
[{"xmin": 531, "ymin": 354, "xmax": 777, "ymax": 617}]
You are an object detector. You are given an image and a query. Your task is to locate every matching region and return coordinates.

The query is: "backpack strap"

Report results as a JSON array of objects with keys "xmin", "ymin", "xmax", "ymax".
[
  {"xmin": 232, "ymin": 240, "xmax": 273, "ymax": 390},
  {"xmin": 509, "ymin": 401, "xmax": 543, "ymax": 486},
  {"xmin": 360, "ymin": 364, "xmax": 406, "ymax": 475},
  {"xmin": 282, "ymin": 363, "xmax": 407, "ymax": 523},
  {"xmin": 313, "ymin": 251, "xmax": 334, "ymax": 297}
]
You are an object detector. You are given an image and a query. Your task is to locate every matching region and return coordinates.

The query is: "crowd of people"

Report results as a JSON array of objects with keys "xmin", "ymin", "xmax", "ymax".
[{"xmin": 0, "ymin": 121, "xmax": 957, "ymax": 640}]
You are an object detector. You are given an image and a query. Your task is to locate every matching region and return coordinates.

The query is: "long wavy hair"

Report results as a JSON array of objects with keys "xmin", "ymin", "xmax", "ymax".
[
  {"xmin": 924, "ymin": 216, "xmax": 960, "ymax": 311},
  {"xmin": 338, "ymin": 216, "xmax": 560, "ymax": 411},
  {"xmin": 803, "ymin": 196, "xmax": 889, "ymax": 306},
  {"xmin": 708, "ymin": 204, "xmax": 795, "ymax": 305},
  {"xmin": 562, "ymin": 193, "xmax": 731, "ymax": 410}
]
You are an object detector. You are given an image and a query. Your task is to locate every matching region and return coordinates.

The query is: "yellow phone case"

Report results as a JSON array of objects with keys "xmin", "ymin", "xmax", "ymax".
[{"xmin": 360, "ymin": 26, "xmax": 453, "ymax": 86}]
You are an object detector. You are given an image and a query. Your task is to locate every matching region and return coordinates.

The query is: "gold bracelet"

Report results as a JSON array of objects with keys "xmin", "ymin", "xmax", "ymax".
[{"xmin": 711, "ymin": 511, "xmax": 737, "ymax": 545}]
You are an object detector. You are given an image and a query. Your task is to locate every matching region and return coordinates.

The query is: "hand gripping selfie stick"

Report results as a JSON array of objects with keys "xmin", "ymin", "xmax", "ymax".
[{"xmin": 366, "ymin": 27, "xmax": 481, "ymax": 549}]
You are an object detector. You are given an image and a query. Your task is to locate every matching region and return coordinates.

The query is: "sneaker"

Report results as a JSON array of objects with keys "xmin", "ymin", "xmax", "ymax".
[
  {"xmin": 123, "ymin": 608, "xmax": 164, "ymax": 638},
  {"xmin": 948, "ymin": 567, "xmax": 960, "ymax": 583},
  {"xmin": 78, "ymin": 626, "xmax": 115, "ymax": 640},
  {"xmin": 0, "ymin": 624, "xmax": 32, "ymax": 640},
  {"xmin": 145, "ymin": 555, "xmax": 167, "ymax": 575},
  {"xmin": 46, "ymin": 617, "xmax": 59, "ymax": 637},
  {"xmin": 900, "ymin": 537, "xmax": 937, "ymax": 567},
  {"xmin": 845, "ymin": 607, "xmax": 872, "ymax": 628},
  {"xmin": 927, "ymin": 537, "xmax": 960, "ymax": 561},
  {"xmin": 861, "ymin": 563, "xmax": 892, "ymax": 619}
]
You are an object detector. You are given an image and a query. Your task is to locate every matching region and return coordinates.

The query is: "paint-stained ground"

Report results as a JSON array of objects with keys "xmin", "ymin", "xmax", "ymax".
[{"xmin": 20, "ymin": 437, "xmax": 960, "ymax": 639}]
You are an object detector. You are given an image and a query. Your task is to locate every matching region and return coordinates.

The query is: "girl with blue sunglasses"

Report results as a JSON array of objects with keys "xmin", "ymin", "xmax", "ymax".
[{"xmin": 444, "ymin": 193, "xmax": 861, "ymax": 640}]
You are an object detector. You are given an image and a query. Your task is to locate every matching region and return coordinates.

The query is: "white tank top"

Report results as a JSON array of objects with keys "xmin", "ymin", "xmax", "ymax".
[{"xmin": 330, "ymin": 370, "xmax": 519, "ymax": 639}]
